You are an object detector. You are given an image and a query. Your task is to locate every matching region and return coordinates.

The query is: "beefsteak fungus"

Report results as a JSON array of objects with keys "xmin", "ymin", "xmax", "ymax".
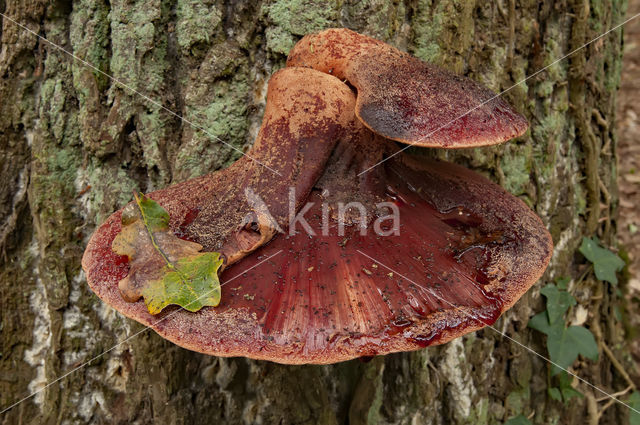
[{"xmin": 82, "ymin": 29, "xmax": 552, "ymax": 364}]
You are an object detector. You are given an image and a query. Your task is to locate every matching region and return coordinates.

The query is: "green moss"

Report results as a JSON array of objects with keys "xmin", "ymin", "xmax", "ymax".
[
  {"xmin": 264, "ymin": 26, "xmax": 297, "ymax": 55},
  {"xmin": 605, "ymin": 0, "xmax": 626, "ymax": 93},
  {"xmin": 264, "ymin": 0, "xmax": 337, "ymax": 34},
  {"xmin": 83, "ymin": 157, "xmax": 140, "ymax": 224},
  {"xmin": 173, "ymin": 42, "xmax": 251, "ymax": 180},
  {"xmin": 477, "ymin": 45, "xmax": 507, "ymax": 90},
  {"xmin": 106, "ymin": 0, "xmax": 176, "ymax": 186},
  {"xmin": 514, "ymin": 357, "xmax": 533, "ymax": 389},
  {"xmin": 69, "ymin": 0, "xmax": 111, "ymax": 90},
  {"xmin": 537, "ymin": 80, "xmax": 555, "ymax": 98},
  {"xmin": 527, "ymin": 24, "xmax": 572, "ymax": 215},
  {"xmin": 589, "ymin": 0, "xmax": 605, "ymax": 34},
  {"xmin": 410, "ymin": 0, "xmax": 474, "ymax": 73},
  {"xmin": 464, "ymin": 147, "xmax": 493, "ymax": 168},
  {"xmin": 410, "ymin": 0, "xmax": 444, "ymax": 64},
  {"xmin": 574, "ymin": 182, "xmax": 587, "ymax": 216},
  {"xmin": 530, "ymin": 109, "xmax": 566, "ymax": 199},
  {"xmin": 47, "ymin": 149, "xmax": 79, "ymax": 187},
  {"xmin": 367, "ymin": 381, "xmax": 384, "ymax": 425},
  {"xmin": 31, "ymin": 116, "xmax": 81, "ymax": 225},
  {"xmin": 26, "ymin": 41, "xmax": 85, "ymax": 314},
  {"xmin": 262, "ymin": 0, "xmax": 338, "ymax": 54},
  {"xmin": 348, "ymin": 358, "xmax": 385, "ymax": 425},
  {"xmin": 601, "ymin": 18, "xmax": 624, "ymax": 94},
  {"xmin": 342, "ymin": 0, "xmax": 404, "ymax": 41},
  {"xmin": 467, "ymin": 398, "xmax": 489, "ymax": 424},
  {"xmin": 109, "ymin": 1, "xmax": 163, "ymax": 89},
  {"xmin": 175, "ymin": 78, "xmax": 250, "ymax": 179},
  {"xmin": 136, "ymin": 105, "xmax": 171, "ymax": 182},
  {"xmin": 542, "ymin": 36, "xmax": 567, "ymax": 82},
  {"xmin": 30, "ymin": 142, "xmax": 81, "ymax": 304},
  {"xmin": 509, "ymin": 55, "xmax": 530, "ymax": 106},
  {"xmin": 176, "ymin": 0, "xmax": 222, "ymax": 55},
  {"xmin": 505, "ymin": 386, "xmax": 531, "ymax": 417}
]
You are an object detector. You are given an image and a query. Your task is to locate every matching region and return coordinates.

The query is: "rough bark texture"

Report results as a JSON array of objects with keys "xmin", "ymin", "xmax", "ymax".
[{"xmin": 0, "ymin": 1, "xmax": 634, "ymax": 424}]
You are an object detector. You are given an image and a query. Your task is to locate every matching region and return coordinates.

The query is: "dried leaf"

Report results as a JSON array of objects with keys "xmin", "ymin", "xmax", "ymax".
[{"xmin": 112, "ymin": 193, "xmax": 223, "ymax": 314}]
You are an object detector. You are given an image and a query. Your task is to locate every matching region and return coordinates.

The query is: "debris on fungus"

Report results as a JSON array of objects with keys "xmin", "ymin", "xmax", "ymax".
[{"xmin": 82, "ymin": 28, "xmax": 552, "ymax": 364}]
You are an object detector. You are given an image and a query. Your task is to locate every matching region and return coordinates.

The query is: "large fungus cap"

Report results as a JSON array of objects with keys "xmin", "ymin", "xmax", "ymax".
[
  {"xmin": 287, "ymin": 28, "xmax": 529, "ymax": 147},
  {"xmin": 82, "ymin": 31, "xmax": 552, "ymax": 364},
  {"xmin": 83, "ymin": 145, "xmax": 552, "ymax": 364}
]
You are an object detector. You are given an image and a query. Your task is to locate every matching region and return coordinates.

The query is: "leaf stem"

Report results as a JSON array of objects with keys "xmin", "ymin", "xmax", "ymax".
[{"xmin": 135, "ymin": 192, "xmax": 187, "ymax": 282}]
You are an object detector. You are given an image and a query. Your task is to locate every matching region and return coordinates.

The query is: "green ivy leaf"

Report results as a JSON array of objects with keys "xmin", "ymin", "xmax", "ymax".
[
  {"xmin": 548, "ymin": 373, "xmax": 584, "ymax": 405},
  {"xmin": 112, "ymin": 192, "xmax": 224, "ymax": 314},
  {"xmin": 530, "ymin": 282, "xmax": 598, "ymax": 387},
  {"xmin": 529, "ymin": 286, "xmax": 599, "ymax": 377},
  {"xmin": 579, "ymin": 237, "xmax": 625, "ymax": 285},
  {"xmin": 504, "ymin": 415, "xmax": 532, "ymax": 425},
  {"xmin": 556, "ymin": 372, "xmax": 583, "ymax": 403},
  {"xmin": 540, "ymin": 284, "xmax": 576, "ymax": 325},
  {"xmin": 548, "ymin": 387, "xmax": 562, "ymax": 402},
  {"xmin": 560, "ymin": 385, "xmax": 584, "ymax": 403},
  {"xmin": 528, "ymin": 311, "xmax": 557, "ymax": 335},
  {"xmin": 555, "ymin": 276, "xmax": 570, "ymax": 290},
  {"xmin": 629, "ymin": 391, "xmax": 640, "ymax": 425},
  {"xmin": 547, "ymin": 326, "xmax": 599, "ymax": 376}
]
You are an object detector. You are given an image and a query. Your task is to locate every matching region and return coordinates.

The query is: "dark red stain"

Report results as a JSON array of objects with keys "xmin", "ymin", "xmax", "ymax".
[{"xmin": 175, "ymin": 207, "xmax": 200, "ymax": 242}]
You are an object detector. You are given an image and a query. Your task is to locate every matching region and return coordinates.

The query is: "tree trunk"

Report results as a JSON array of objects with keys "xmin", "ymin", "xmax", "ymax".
[{"xmin": 0, "ymin": 1, "xmax": 634, "ymax": 424}]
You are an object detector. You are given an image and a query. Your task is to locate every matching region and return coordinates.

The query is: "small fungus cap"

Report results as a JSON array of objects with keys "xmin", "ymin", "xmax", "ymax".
[{"xmin": 287, "ymin": 28, "xmax": 529, "ymax": 148}]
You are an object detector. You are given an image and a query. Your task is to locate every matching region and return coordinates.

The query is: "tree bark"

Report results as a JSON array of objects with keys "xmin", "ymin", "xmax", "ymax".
[{"xmin": 0, "ymin": 1, "xmax": 634, "ymax": 424}]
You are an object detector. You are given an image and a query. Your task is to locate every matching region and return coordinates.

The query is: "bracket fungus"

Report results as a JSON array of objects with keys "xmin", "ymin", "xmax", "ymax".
[{"xmin": 82, "ymin": 29, "xmax": 553, "ymax": 364}]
